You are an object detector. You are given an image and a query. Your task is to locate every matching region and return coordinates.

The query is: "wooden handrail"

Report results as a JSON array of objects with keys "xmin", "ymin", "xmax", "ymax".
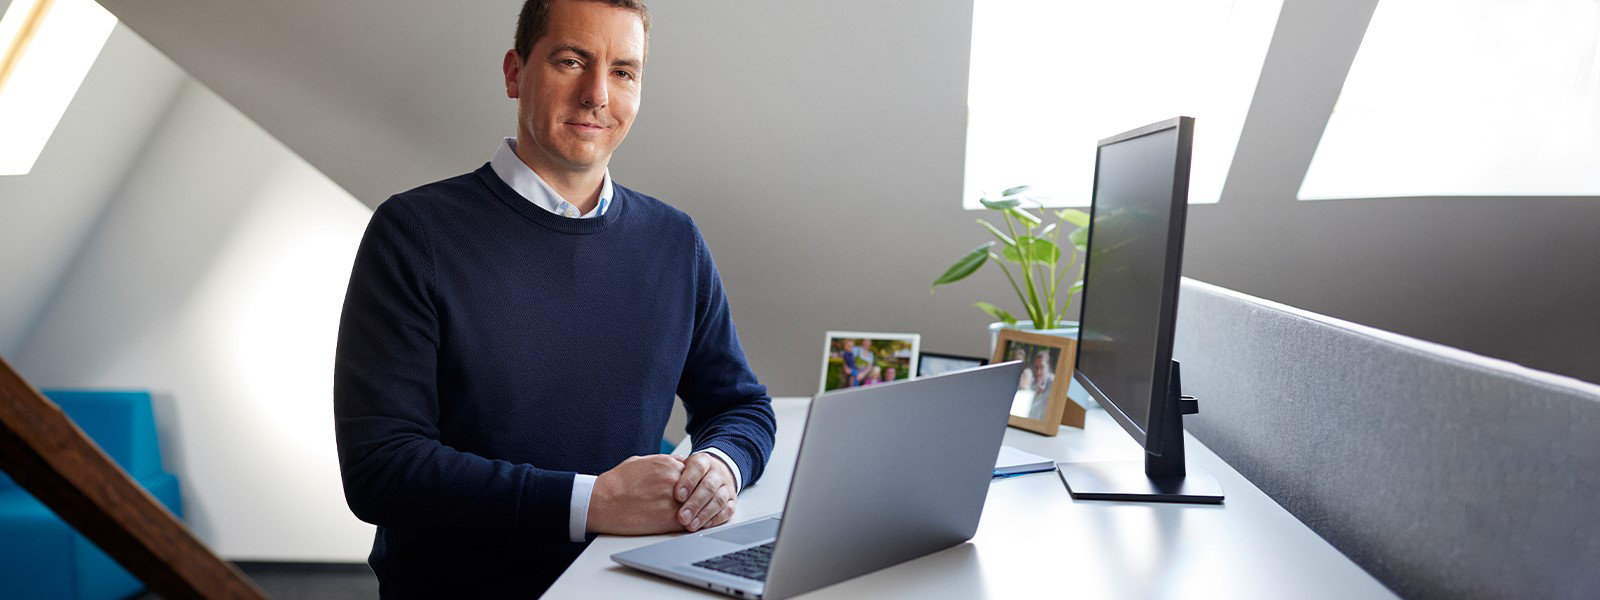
[{"xmin": 0, "ymin": 355, "xmax": 266, "ymax": 599}]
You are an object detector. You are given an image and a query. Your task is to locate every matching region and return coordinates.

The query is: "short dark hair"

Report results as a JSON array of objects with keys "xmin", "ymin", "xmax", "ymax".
[{"xmin": 514, "ymin": 0, "xmax": 650, "ymax": 62}]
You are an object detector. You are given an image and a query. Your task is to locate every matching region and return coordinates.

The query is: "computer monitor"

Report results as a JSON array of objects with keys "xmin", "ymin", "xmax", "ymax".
[{"xmin": 1059, "ymin": 116, "xmax": 1223, "ymax": 504}]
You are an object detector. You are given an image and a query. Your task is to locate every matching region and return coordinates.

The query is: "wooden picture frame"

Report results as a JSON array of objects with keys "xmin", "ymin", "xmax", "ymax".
[{"xmin": 992, "ymin": 328, "xmax": 1084, "ymax": 435}]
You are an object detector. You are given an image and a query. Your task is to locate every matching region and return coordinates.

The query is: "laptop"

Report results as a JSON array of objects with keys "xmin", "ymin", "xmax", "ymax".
[{"xmin": 611, "ymin": 361, "xmax": 1025, "ymax": 599}]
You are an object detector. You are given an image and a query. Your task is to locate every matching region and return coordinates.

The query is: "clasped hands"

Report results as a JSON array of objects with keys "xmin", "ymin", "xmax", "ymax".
[{"xmin": 589, "ymin": 452, "xmax": 737, "ymax": 535}]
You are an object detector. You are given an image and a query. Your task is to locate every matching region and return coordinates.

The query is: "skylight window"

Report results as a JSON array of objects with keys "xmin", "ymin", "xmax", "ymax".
[
  {"xmin": 1299, "ymin": 0, "xmax": 1600, "ymax": 200},
  {"xmin": 963, "ymin": 0, "xmax": 1282, "ymax": 208},
  {"xmin": 0, "ymin": 0, "xmax": 117, "ymax": 176}
]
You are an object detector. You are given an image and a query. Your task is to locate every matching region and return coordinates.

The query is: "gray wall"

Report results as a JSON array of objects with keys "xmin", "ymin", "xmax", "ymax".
[
  {"xmin": 610, "ymin": 2, "xmax": 1011, "ymax": 395},
  {"xmin": 0, "ymin": 25, "xmax": 186, "ymax": 355},
  {"xmin": 1184, "ymin": 0, "xmax": 1600, "ymax": 385},
  {"xmin": 615, "ymin": 0, "xmax": 1600, "ymax": 392},
  {"xmin": 15, "ymin": 78, "xmax": 377, "ymax": 560}
]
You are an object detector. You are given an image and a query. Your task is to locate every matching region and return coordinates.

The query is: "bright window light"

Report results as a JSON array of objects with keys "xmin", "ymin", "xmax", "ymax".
[
  {"xmin": 0, "ymin": 0, "xmax": 116, "ymax": 176},
  {"xmin": 963, "ymin": 0, "xmax": 1282, "ymax": 208},
  {"xmin": 1299, "ymin": 0, "xmax": 1600, "ymax": 200}
]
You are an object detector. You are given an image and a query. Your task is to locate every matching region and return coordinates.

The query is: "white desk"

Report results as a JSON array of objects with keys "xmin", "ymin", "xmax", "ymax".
[{"xmin": 545, "ymin": 397, "xmax": 1395, "ymax": 599}]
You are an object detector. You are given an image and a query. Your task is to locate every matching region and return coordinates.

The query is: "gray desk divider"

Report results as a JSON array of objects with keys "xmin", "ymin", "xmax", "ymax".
[{"xmin": 1171, "ymin": 277, "xmax": 1600, "ymax": 600}]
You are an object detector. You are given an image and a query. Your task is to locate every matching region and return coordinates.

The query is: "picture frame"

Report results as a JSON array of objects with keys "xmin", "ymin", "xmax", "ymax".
[
  {"xmin": 820, "ymin": 331, "xmax": 920, "ymax": 394},
  {"xmin": 915, "ymin": 352, "xmax": 988, "ymax": 378},
  {"xmin": 992, "ymin": 328, "xmax": 1084, "ymax": 435}
]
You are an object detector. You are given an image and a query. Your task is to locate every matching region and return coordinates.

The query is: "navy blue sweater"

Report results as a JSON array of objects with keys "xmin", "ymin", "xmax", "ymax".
[{"xmin": 333, "ymin": 165, "xmax": 776, "ymax": 597}]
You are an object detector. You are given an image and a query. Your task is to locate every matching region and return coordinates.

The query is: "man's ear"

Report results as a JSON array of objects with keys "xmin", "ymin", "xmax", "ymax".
[{"xmin": 503, "ymin": 49, "xmax": 522, "ymax": 99}]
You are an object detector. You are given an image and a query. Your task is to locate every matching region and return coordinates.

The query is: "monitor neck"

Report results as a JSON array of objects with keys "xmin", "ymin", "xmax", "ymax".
[{"xmin": 1146, "ymin": 359, "xmax": 1188, "ymax": 478}]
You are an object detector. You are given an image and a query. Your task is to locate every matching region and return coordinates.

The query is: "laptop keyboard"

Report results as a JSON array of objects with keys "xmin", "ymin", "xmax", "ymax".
[{"xmin": 693, "ymin": 541, "xmax": 775, "ymax": 581}]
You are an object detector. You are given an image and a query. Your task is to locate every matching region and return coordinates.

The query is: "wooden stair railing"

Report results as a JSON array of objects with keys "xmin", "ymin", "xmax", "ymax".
[{"xmin": 0, "ymin": 355, "xmax": 266, "ymax": 599}]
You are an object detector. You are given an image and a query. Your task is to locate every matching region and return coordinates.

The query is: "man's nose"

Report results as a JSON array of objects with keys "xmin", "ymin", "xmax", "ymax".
[{"xmin": 580, "ymin": 69, "xmax": 609, "ymax": 109}]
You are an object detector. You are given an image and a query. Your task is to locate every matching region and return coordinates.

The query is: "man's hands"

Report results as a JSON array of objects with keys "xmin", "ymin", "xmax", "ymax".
[
  {"xmin": 587, "ymin": 452, "xmax": 738, "ymax": 535},
  {"xmin": 589, "ymin": 455, "xmax": 686, "ymax": 535},
  {"xmin": 674, "ymin": 453, "xmax": 737, "ymax": 532}
]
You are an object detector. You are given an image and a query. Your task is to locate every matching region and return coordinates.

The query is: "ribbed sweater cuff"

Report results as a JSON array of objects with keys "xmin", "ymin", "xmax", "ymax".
[{"xmin": 700, "ymin": 441, "xmax": 757, "ymax": 489}]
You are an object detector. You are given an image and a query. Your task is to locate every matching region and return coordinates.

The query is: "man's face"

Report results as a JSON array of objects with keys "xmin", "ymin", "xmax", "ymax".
[{"xmin": 503, "ymin": 0, "xmax": 645, "ymax": 177}]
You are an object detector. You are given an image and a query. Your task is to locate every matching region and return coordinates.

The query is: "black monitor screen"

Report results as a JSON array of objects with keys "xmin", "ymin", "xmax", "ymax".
[{"xmin": 1073, "ymin": 118, "xmax": 1191, "ymax": 449}]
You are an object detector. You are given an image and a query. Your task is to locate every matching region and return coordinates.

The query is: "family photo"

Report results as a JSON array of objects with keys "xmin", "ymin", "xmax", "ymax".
[
  {"xmin": 1005, "ymin": 342, "xmax": 1060, "ymax": 421},
  {"xmin": 820, "ymin": 332, "xmax": 920, "ymax": 393},
  {"xmin": 992, "ymin": 328, "xmax": 1084, "ymax": 434}
]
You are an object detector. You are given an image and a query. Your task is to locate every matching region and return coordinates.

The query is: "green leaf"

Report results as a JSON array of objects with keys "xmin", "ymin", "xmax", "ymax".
[
  {"xmin": 975, "ymin": 301, "xmax": 1018, "ymax": 325},
  {"xmin": 980, "ymin": 197, "xmax": 1021, "ymax": 211},
  {"xmin": 1067, "ymin": 280, "xmax": 1084, "ymax": 296},
  {"xmin": 1056, "ymin": 208, "xmax": 1090, "ymax": 228},
  {"xmin": 1006, "ymin": 207, "xmax": 1042, "ymax": 228},
  {"xmin": 1001, "ymin": 185, "xmax": 1033, "ymax": 197},
  {"xmin": 1002, "ymin": 236, "xmax": 1060, "ymax": 264},
  {"xmin": 931, "ymin": 242, "xmax": 994, "ymax": 289},
  {"xmin": 976, "ymin": 219, "xmax": 1016, "ymax": 246},
  {"xmin": 1068, "ymin": 226, "xmax": 1089, "ymax": 252}
]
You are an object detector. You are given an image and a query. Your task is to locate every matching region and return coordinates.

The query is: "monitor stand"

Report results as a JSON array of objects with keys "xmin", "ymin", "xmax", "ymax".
[{"xmin": 1058, "ymin": 360, "xmax": 1224, "ymax": 504}]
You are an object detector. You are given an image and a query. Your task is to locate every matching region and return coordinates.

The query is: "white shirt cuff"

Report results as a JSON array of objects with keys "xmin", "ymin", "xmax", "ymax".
[
  {"xmin": 696, "ymin": 447, "xmax": 743, "ymax": 492},
  {"xmin": 570, "ymin": 473, "xmax": 597, "ymax": 542}
]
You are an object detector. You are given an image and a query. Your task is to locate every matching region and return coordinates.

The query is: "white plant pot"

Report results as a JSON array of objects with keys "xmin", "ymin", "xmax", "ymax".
[{"xmin": 987, "ymin": 320, "xmax": 1079, "ymax": 357}]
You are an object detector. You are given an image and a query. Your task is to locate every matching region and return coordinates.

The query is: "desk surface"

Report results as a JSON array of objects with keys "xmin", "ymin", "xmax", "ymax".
[{"xmin": 545, "ymin": 398, "xmax": 1395, "ymax": 599}]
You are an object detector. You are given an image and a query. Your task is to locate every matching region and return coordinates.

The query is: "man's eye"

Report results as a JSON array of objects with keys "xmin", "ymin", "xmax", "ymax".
[
  {"xmin": 558, "ymin": 58, "xmax": 581, "ymax": 68},
  {"xmin": 614, "ymin": 70, "xmax": 635, "ymax": 80}
]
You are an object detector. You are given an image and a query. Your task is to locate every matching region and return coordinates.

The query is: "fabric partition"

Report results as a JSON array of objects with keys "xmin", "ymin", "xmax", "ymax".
[{"xmin": 1171, "ymin": 277, "xmax": 1600, "ymax": 599}]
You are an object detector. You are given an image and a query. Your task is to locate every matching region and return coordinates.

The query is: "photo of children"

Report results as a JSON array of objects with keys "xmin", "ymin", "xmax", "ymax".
[{"xmin": 820, "ymin": 332, "xmax": 920, "ymax": 393}]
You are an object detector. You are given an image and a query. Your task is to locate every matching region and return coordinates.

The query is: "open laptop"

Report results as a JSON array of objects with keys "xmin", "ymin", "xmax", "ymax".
[{"xmin": 612, "ymin": 361, "xmax": 1025, "ymax": 599}]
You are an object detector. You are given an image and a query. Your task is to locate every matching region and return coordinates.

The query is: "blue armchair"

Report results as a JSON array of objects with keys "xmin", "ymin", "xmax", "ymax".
[{"xmin": 0, "ymin": 389, "xmax": 183, "ymax": 600}]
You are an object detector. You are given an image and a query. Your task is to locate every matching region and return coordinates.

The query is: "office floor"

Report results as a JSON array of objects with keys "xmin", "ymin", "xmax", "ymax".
[{"xmin": 134, "ymin": 562, "xmax": 378, "ymax": 599}]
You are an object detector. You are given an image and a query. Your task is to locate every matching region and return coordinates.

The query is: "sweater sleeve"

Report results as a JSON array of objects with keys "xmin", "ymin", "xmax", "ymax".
[
  {"xmin": 677, "ymin": 228, "xmax": 777, "ymax": 488},
  {"xmin": 333, "ymin": 198, "xmax": 575, "ymax": 544}
]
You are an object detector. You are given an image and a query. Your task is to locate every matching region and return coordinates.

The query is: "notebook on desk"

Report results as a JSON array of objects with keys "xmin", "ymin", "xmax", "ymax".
[
  {"xmin": 611, "ymin": 361, "xmax": 1025, "ymax": 600},
  {"xmin": 994, "ymin": 445, "xmax": 1056, "ymax": 477}
]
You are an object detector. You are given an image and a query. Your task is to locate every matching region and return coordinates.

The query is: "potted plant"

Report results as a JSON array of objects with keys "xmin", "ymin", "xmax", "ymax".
[{"xmin": 931, "ymin": 185, "xmax": 1090, "ymax": 345}]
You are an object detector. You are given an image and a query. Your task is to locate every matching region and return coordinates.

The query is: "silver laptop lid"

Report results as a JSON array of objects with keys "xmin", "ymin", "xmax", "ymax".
[{"xmin": 762, "ymin": 361, "xmax": 1024, "ymax": 599}]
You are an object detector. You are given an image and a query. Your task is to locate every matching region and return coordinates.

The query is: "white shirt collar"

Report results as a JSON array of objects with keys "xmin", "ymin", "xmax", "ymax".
[{"xmin": 489, "ymin": 137, "xmax": 612, "ymax": 219}]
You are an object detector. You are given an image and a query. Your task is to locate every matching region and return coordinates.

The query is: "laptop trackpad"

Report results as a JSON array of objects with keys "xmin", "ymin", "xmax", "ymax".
[{"xmin": 706, "ymin": 517, "xmax": 779, "ymax": 545}]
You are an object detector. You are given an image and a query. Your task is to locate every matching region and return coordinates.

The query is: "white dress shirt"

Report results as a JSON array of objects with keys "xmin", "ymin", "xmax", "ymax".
[{"xmin": 487, "ymin": 138, "xmax": 744, "ymax": 542}]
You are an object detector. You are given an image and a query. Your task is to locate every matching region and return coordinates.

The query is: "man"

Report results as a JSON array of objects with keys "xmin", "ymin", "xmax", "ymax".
[
  {"xmin": 1027, "ymin": 350, "xmax": 1054, "ymax": 420},
  {"xmin": 332, "ymin": 0, "xmax": 776, "ymax": 596},
  {"xmin": 854, "ymin": 339, "xmax": 876, "ymax": 377}
]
